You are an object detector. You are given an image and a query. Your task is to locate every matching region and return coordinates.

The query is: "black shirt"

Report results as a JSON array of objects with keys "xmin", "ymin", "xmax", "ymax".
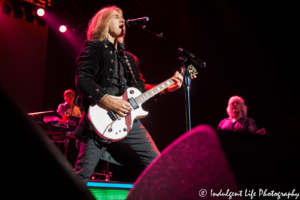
[{"xmin": 107, "ymin": 51, "xmax": 128, "ymax": 96}]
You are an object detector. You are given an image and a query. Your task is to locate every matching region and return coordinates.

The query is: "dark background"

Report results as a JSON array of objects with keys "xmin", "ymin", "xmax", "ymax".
[{"xmin": 1, "ymin": 0, "xmax": 299, "ymax": 181}]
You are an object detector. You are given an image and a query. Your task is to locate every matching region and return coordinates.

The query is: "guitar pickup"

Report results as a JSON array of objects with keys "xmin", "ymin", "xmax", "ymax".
[
  {"xmin": 107, "ymin": 110, "xmax": 118, "ymax": 121},
  {"xmin": 128, "ymin": 97, "xmax": 139, "ymax": 110}
]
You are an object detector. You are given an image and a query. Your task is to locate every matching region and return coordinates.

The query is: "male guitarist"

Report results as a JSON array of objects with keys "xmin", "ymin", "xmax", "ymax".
[
  {"xmin": 217, "ymin": 95, "xmax": 258, "ymax": 133},
  {"xmin": 74, "ymin": 5, "xmax": 183, "ymax": 184}
]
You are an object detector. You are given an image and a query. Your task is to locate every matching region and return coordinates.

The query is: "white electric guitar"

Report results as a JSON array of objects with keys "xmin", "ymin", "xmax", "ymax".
[{"xmin": 88, "ymin": 65, "xmax": 198, "ymax": 142}]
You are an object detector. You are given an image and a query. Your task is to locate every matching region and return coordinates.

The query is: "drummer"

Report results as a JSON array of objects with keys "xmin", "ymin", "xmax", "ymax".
[
  {"xmin": 57, "ymin": 89, "xmax": 81, "ymax": 118},
  {"xmin": 55, "ymin": 89, "xmax": 81, "ymax": 167}
]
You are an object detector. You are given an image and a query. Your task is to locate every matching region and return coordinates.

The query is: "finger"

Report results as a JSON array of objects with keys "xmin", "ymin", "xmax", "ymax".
[
  {"xmin": 175, "ymin": 76, "xmax": 182, "ymax": 82},
  {"xmin": 178, "ymin": 74, "xmax": 183, "ymax": 80},
  {"xmin": 176, "ymin": 76, "xmax": 183, "ymax": 84},
  {"xmin": 122, "ymin": 103, "xmax": 132, "ymax": 111},
  {"xmin": 125, "ymin": 103, "xmax": 132, "ymax": 109},
  {"xmin": 117, "ymin": 111, "xmax": 127, "ymax": 117},
  {"xmin": 172, "ymin": 78, "xmax": 182, "ymax": 87},
  {"xmin": 122, "ymin": 108, "xmax": 131, "ymax": 114},
  {"xmin": 121, "ymin": 105, "xmax": 131, "ymax": 112},
  {"xmin": 172, "ymin": 77, "xmax": 180, "ymax": 83},
  {"xmin": 124, "ymin": 100, "xmax": 131, "ymax": 106},
  {"xmin": 123, "ymin": 100, "xmax": 131, "ymax": 107}
]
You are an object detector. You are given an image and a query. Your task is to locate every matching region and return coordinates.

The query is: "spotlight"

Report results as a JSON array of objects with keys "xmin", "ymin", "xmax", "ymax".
[
  {"xmin": 59, "ymin": 25, "xmax": 67, "ymax": 33},
  {"xmin": 35, "ymin": 7, "xmax": 46, "ymax": 26},
  {"xmin": 37, "ymin": 8, "xmax": 44, "ymax": 17},
  {"xmin": 1, "ymin": 0, "xmax": 12, "ymax": 15}
]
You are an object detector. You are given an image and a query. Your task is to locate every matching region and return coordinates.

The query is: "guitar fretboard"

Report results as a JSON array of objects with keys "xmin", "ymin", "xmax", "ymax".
[{"xmin": 134, "ymin": 78, "xmax": 175, "ymax": 104}]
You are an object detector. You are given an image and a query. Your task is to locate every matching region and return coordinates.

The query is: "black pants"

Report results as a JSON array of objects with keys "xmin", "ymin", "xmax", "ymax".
[{"xmin": 74, "ymin": 120, "xmax": 160, "ymax": 184}]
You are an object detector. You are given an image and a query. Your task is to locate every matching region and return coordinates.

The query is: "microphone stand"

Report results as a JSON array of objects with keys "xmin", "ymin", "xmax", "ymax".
[{"xmin": 139, "ymin": 24, "xmax": 206, "ymax": 132}]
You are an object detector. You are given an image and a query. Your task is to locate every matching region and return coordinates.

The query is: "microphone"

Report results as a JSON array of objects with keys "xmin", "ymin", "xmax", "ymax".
[{"xmin": 126, "ymin": 17, "xmax": 149, "ymax": 27}]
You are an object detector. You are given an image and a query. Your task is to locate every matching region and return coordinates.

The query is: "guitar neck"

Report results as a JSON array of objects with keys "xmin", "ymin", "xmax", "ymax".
[{"xmin": 134, "ymin": 78, "xmax": 175, "ymax": 104}]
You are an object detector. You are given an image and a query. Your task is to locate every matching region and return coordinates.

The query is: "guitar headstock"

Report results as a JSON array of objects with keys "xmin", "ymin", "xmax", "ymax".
[{"xmin": 180, "ymin": 64, "xmax": 198, "ymax": 79}]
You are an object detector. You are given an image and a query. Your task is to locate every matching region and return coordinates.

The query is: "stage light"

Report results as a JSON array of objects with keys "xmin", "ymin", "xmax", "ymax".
[
  {"xmin": 35, "ymin": 7, "xmax": 46, "ymax": 26},
  {"xmin": 37, "ymin": 8, "xmax": 44, "ymax": 17},
  {"xmin": 59, "ymin": 25, "xmax": 67, "ymax": 33},
  {"xmin": 1, "ymin": 0, "xmax": 12, "ymax": 15}
]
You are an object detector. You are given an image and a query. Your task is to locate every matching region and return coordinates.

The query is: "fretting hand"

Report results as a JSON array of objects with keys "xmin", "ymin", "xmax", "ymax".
[{"xmin": 163, "ymin": 71, "xmax": 183, "ymax": 93}]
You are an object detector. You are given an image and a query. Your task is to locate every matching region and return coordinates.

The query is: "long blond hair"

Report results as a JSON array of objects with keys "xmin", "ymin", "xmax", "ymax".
[
  {"xmin": 226, "ymin": 96, "xmax": 248, "ymax": 118},
  {"xmin": 87, "ymin": 5, "xmax": 124, "ymax": 43}
]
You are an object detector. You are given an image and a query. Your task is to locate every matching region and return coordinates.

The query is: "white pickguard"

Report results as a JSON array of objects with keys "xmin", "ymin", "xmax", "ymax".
[{"xmin": 88, "ymin": 87, "xmax": 148, "ymax": 142}]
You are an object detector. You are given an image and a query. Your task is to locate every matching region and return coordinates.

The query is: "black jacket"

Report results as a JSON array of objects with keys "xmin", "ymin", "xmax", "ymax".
[{"xmin": 76, "ymin": 39, "xmax": 146, "ymax": 107}]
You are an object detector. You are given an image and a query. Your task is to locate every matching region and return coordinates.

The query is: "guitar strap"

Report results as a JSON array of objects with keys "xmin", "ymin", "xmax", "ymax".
[
  {"xmin": 119, "ymin": 49, "xmax": 144, "ymax": 92},
  {"xmin": 115, "ymin": 51, "xmax": 126, "ymax": 94}
]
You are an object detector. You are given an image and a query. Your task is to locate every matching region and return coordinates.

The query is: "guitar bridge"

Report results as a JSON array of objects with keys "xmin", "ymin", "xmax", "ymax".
[
  {"xmin": 107, "ymin": 110, "xmax": 118, "ymax": 121},
  {"xmin": 128, "ymin": 97, "xmax": 139, "ymax": 110}
]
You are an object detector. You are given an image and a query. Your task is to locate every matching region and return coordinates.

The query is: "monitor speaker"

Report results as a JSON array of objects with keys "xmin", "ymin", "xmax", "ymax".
[{"xmin": 127, "ymin": 124, "xmax": 300, "ymax": 200}]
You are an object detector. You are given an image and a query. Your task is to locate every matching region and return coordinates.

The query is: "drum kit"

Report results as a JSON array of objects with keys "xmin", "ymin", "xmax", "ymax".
[
  {"xmin": 28, "ymin": 110, "xmax": 80, "ymax": 158},
  {"xmin": 28, "ymin": 110, "xmax": 113, "ymax": 181}
]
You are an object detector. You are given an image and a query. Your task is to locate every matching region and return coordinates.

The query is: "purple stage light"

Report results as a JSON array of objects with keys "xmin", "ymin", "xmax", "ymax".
[
  {"xmin": 37, "ymin": 8, "xmax": 45, "ymax": 17},
  {"xmin": 59, "ymin": 25, "xmax": 67, "ymax": 33}
]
